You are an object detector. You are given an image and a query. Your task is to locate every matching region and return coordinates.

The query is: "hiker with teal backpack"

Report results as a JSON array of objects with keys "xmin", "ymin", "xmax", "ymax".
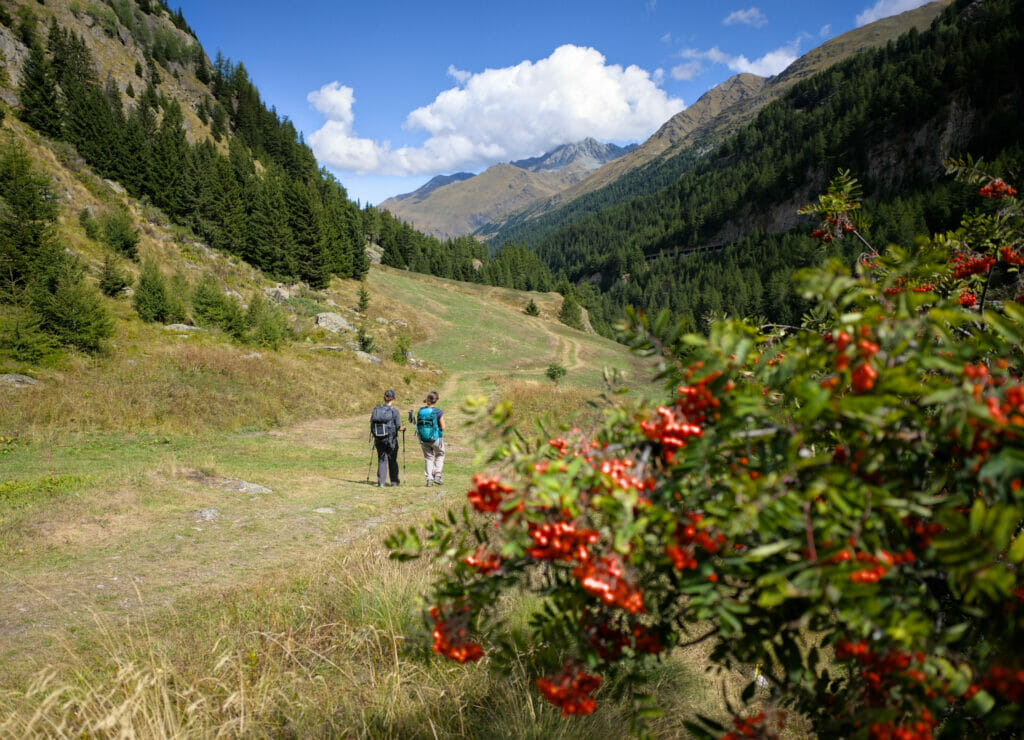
[
  {"xmin": 370, "ymin": 390, "xmax": 405, "ymax": 487},
  {"xmin": 416, "ymin": 390, "xmax": 445, "ymax": 486}
]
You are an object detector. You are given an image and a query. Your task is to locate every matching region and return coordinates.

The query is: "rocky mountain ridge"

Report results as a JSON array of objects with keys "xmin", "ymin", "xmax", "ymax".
[{"xmin": 379, "ymin": 138, "xmax": 638, "ymax": 240}]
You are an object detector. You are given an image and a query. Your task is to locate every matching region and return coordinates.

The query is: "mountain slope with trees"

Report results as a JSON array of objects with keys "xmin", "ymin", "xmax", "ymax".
[
  {"xmin": 481, "ymin": 0, "xmax": 952, "ymax": 241},
  {"xmin": 490, "ymin": 0, "xmax": 1024, "ymax": 336}
]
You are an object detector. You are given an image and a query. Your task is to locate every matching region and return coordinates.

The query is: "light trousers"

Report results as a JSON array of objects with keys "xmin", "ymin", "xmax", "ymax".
[{"xmin": 420, "ymin": 438, "xmax": 445, "ymax": 482}]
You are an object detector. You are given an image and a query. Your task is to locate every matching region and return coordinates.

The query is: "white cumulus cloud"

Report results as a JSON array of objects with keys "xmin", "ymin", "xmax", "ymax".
[
  {"xmin": 680, "ymin": 40, "xmax": 799, "ymax": 78},
  {"xmin": 308, "ymin": 45, "xmax": 683, "ymax": 177},
  {"xmin": 306, "ymin": 83, "xmax": 384, "ymax": 174},
  {"xmin": 856, "ymin": 0, "xmax": 933, "ymax": 26},
  {"xmin": 723, "ymin": 7, "xmax": 768, "ymax": 28}
]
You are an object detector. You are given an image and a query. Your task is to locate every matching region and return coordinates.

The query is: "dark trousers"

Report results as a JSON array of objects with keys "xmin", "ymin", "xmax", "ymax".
[{"xmin": 375, "ymin": 438, "xmax": 399, "ymax": 485}]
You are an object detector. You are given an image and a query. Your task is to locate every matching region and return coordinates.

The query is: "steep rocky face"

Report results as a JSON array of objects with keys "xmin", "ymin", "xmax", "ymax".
[
  {"xmin": 510, "ymin": 138, "xmax": 637, "ymax": 172},
  {"xmin": 379, "ymin": 139, "xmax": 637, "ymax": 240}
]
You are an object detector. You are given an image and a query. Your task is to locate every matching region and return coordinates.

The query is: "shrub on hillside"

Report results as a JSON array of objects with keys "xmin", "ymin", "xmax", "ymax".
[
  {"xmin": 558, "ymin": 293, "xmax": 583, "ymax": 330},
  {"xmin": 132, "ymin": 259, "xmax": 171, "ymax": 323},
  {"xmin": 29, "ymin": 258, "xmax": 113, "ymax": 353},
  {"xmin": 97, "ymin": 254, "xmax": 130, "ymax": 297},
  {"xmin": 78, "ymin": 208, "xmax": 100, "ymax": 240},
  {"xmin": 391, "ymin": 333, "xmax": 411, "ymax": 365},
  {"xmin": 101, "ymin": 208, "xmax": 139, "ymax": 260},
  {"xmin": 0, "ymin": 306, "xmax": 58, "ymax": 363},
  {"xmin": 191, "ymin": 274, "xmax": 244, "ymax": 339},
  {"xmin": 525, "ymin": 299, "xmax": 540, "ymax": 316},
  {"xmin": 389, "ymin": 165, "xmax": 1024, "ymax": 736},
  {"xmin": 245, "ymin": 293, "xmax": 289, "ymax": 349},
  {"xmin": 545, "ymin": 363, "xmax": 566, "ymax": 384}
]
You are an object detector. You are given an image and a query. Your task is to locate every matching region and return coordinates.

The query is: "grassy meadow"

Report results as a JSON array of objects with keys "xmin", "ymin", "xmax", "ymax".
[{"xmin": 0, "ymin": 256, "xmax": 780, "ymax": 737}]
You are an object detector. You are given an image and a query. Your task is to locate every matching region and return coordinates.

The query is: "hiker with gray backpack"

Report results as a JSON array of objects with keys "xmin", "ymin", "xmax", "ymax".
[
  {"xmin": 370, "ymin": 390, "xmax": 405, "ymax": 487},
  {"xmin": 415, "ymin": 390, "xmax": 446, "ymax": 486}
]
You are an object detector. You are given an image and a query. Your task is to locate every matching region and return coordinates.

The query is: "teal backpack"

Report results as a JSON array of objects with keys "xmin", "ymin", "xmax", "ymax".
[{"xmin": 416, "ymin": 407, "xmax": 440, "ymax": 443}]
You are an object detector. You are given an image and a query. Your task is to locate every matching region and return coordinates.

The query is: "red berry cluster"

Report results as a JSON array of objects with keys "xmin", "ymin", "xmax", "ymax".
[
  {"xmin": 467, "ymin": 474, "xmax": 513, "ymax": 513},
  {"xmin": 527, "ymin": 520, "xmax": 599, "ymax": 562},
  {"xmin": 980, "ymin": 665, "xmax": 1024, "ymax": 704},
  {"xmin": 430, "ymin": 605, "xmax": 484, "ymax": 663},
  {"xmin": 867, "ymin": 713, "xmax": 936, "ymax": 740},
  {"xmin": 831, "ymin": 549, "xmax": 912, "ymax": 583},
  {"xmin": 883, "ymin": 277, "xmax": 936, "ymax": 296},
  {"xmin": 958, "ymin": 291, "xmax": 978, "ymax": 308},
  {"xmin": 979, "ymin": 178, "xmax": 1017, "ymax": 199},
  {"xmin": 718, "ymin": 710, "xmax": 785, "ymax": 740},
  {"xmin": 811, "ymin": 211, "xmax": 857, "ymax": 243},
  {"xmin": 665, "ymin": 512, "xmax": 725, "ymax": 571},
  {"xmin": 986, "ymin": 383, "xmax": 1024, "ymax": 427},
  {"xmin": 903, "ymin": 517, "xmax": 943, "ymax": 549},
  {"xmin": 573, "ymin": 555, "xmax": 645, "ymax": 613},
  {"xmin": 951, "ymin": 251, "xmax": 996, "ymax": 280},
  {"xmin": 536, "ymin": 662, "xmax": 602, "ymax": 716},
  {"xmin": 836, "ymin": 640, "xmax": 933, "ymax": 712},
  {"xmin": 641, "ymin": 372, "xmax": 721, "ymax": 463},
  {"xmin": 1000, "ymin": 245, "xmax": 1024, "ymax": 265},
  {"xmin": 462, "ymin": 548, "xmax": 503, "ymax": 574},
  {"xmin": 825, "ymin": 327, "xmax": 881, "ymax": 393},
  {"xmin": 582, "ymin": 610, "xmax": 663, "ymax": 661},
  {"xmin": 598, "ymin": 456, "xmax": 653, "ymax": 492}
]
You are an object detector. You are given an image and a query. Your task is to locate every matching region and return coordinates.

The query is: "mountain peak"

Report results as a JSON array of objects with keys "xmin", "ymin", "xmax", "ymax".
[{"xmin": 510, "ymin": 139, "xmax": 639, "ymax": 172}]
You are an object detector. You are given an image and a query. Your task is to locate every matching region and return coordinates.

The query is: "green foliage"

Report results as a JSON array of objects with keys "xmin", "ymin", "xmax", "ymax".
[
  {"xmin": 190, "ymin": 274, "xmax": 244, "ymax": 338},
  {"xmin": 0, "ymin": 306, "xmax": 59, "ymax": 363},
  {"xmin": 0, "ymin": 139, "xmax": 110, "ymax": 356},
  {"xmin": 524, "ymin": 299, "xmax": 540, "ymax": 316},
  {"xmin": 357, "ymin": 327, "xmax": 375, "ymax": 354},
  {"xmin": 16, "ymin": 7, "xmax": 38, "ymax": 46},
  {"xmin": 84, "ymin": 3, "xmax": 118, "ymax": 36},
  {"xmin": 29, "ymin": 258, "xmax": 113, "ymax": 353},
  {"xmin": 101, "ymin": 208, "xmax": 139, "ymax": 259},
  {"xmin": 78, "ymin": 208, "xmax": 99, "ymax": 240},
  {"xmin": 132, "ymin": 259, "xmax": 171, "ymax": 323},
  {"xmin": 545, "ymin": 363, "xmax": 567, "ymax": 383},
  {"xmin": 17, "ymin": 43, "xmax": 61, "ymax": 138},
  {"xmin": 391, "ymin": 333, "xmax": 411, "ymax": 365},
  {"xmin": 245, "ymin": 293, "xmax": 289, "ymax": 349},
  {"xmin": 558, "ymin": 292, "xmax": 583, "ymax": 330},
  {"xmin": 97, "ymin": 254, "xmax": 129, "ymax": 297},
  {"xmin": 357, "ymin": 280, "xmax": 369, "ymax": 312},
  {"xmin": 389, "ymin": 166, "xmax": 1024, "ymax": 735}
]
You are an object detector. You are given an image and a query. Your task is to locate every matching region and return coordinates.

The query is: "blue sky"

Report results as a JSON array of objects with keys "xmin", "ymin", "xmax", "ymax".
[{"xmin": 174, "ymin": 0, "xmax": 939, "ymax": 205}]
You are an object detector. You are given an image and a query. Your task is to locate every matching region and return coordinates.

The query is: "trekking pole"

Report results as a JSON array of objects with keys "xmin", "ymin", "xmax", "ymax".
[
  {"xmin": 366, "ymin": 434, "xmax": 375, "ymax": 482},
  {"xmin": 402, "ymin": 428, "xmax": 407, "ymax": 474}
]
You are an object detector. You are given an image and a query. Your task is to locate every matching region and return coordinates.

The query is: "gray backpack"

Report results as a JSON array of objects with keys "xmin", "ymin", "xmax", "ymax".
[{"xmin": 370, "ymin": 405, "xmax": 396, "ymax": 440}]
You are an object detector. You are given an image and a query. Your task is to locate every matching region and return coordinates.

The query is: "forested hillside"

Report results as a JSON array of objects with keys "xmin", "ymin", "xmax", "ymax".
[
  {"xmin": 0, "ymin": 0, "xmax": 558, "ymax": 363},
  {"xmin": 491, "ymin": 0, "xmax": 1024, "ymax": 335}
]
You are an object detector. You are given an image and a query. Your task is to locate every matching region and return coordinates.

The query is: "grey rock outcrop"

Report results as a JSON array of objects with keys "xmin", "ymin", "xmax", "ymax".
[{"xmin": 315, "ymin": 313, "xmax": 356, "ymax": 333}]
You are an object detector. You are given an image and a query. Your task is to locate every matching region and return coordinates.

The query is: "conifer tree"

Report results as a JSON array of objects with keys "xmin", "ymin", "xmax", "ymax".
[
  {"xmin": 29, "ymin": 257, "xmax": 113, "ymax": 353},
  {"xmin": 132, "ymin": 259, "xmax": 171, "ymax": 323},
  {"xmin": 558, "ymin": 291, "xmax": 583, "ymax": 330},
  {"xmin": 18, "ymin": 43, "xmax": 61, "ymax": 138},
  {"xmin": 98, "ymin": 254, "xmax": 130, "ymax": 297}
]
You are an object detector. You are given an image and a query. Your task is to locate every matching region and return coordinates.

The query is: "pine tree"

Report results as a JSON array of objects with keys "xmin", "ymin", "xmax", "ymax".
[
  {"xmin": 18, "ymin": 43, "xmax": 61, "ymax": 138},
  {"xmin": 29, "ymin": 257, "xmax": 113, "ymax": 353},
  {"xmin": 558, "ymin": 292, "xmax": 583, "ymax": 330},
  {"xmin": 102, "ymin": 208, "xmax": 139, "ymax": 259},
  {"xmin": 132, "ymin": 260, "xmax": 171, "ymax": 323},
  {"xmin": 98, "ymin": 254, "xmax": 130, "ymax": 297}
]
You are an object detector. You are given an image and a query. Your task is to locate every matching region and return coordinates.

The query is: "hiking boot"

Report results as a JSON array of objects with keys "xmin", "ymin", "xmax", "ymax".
[
  {"xmin": 426, "ymin": 480, "xmax": 433, "ymax": 487},
  {"xmin": 433, "ymin": 476, "xmax": 443, "ymax": 486}
]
